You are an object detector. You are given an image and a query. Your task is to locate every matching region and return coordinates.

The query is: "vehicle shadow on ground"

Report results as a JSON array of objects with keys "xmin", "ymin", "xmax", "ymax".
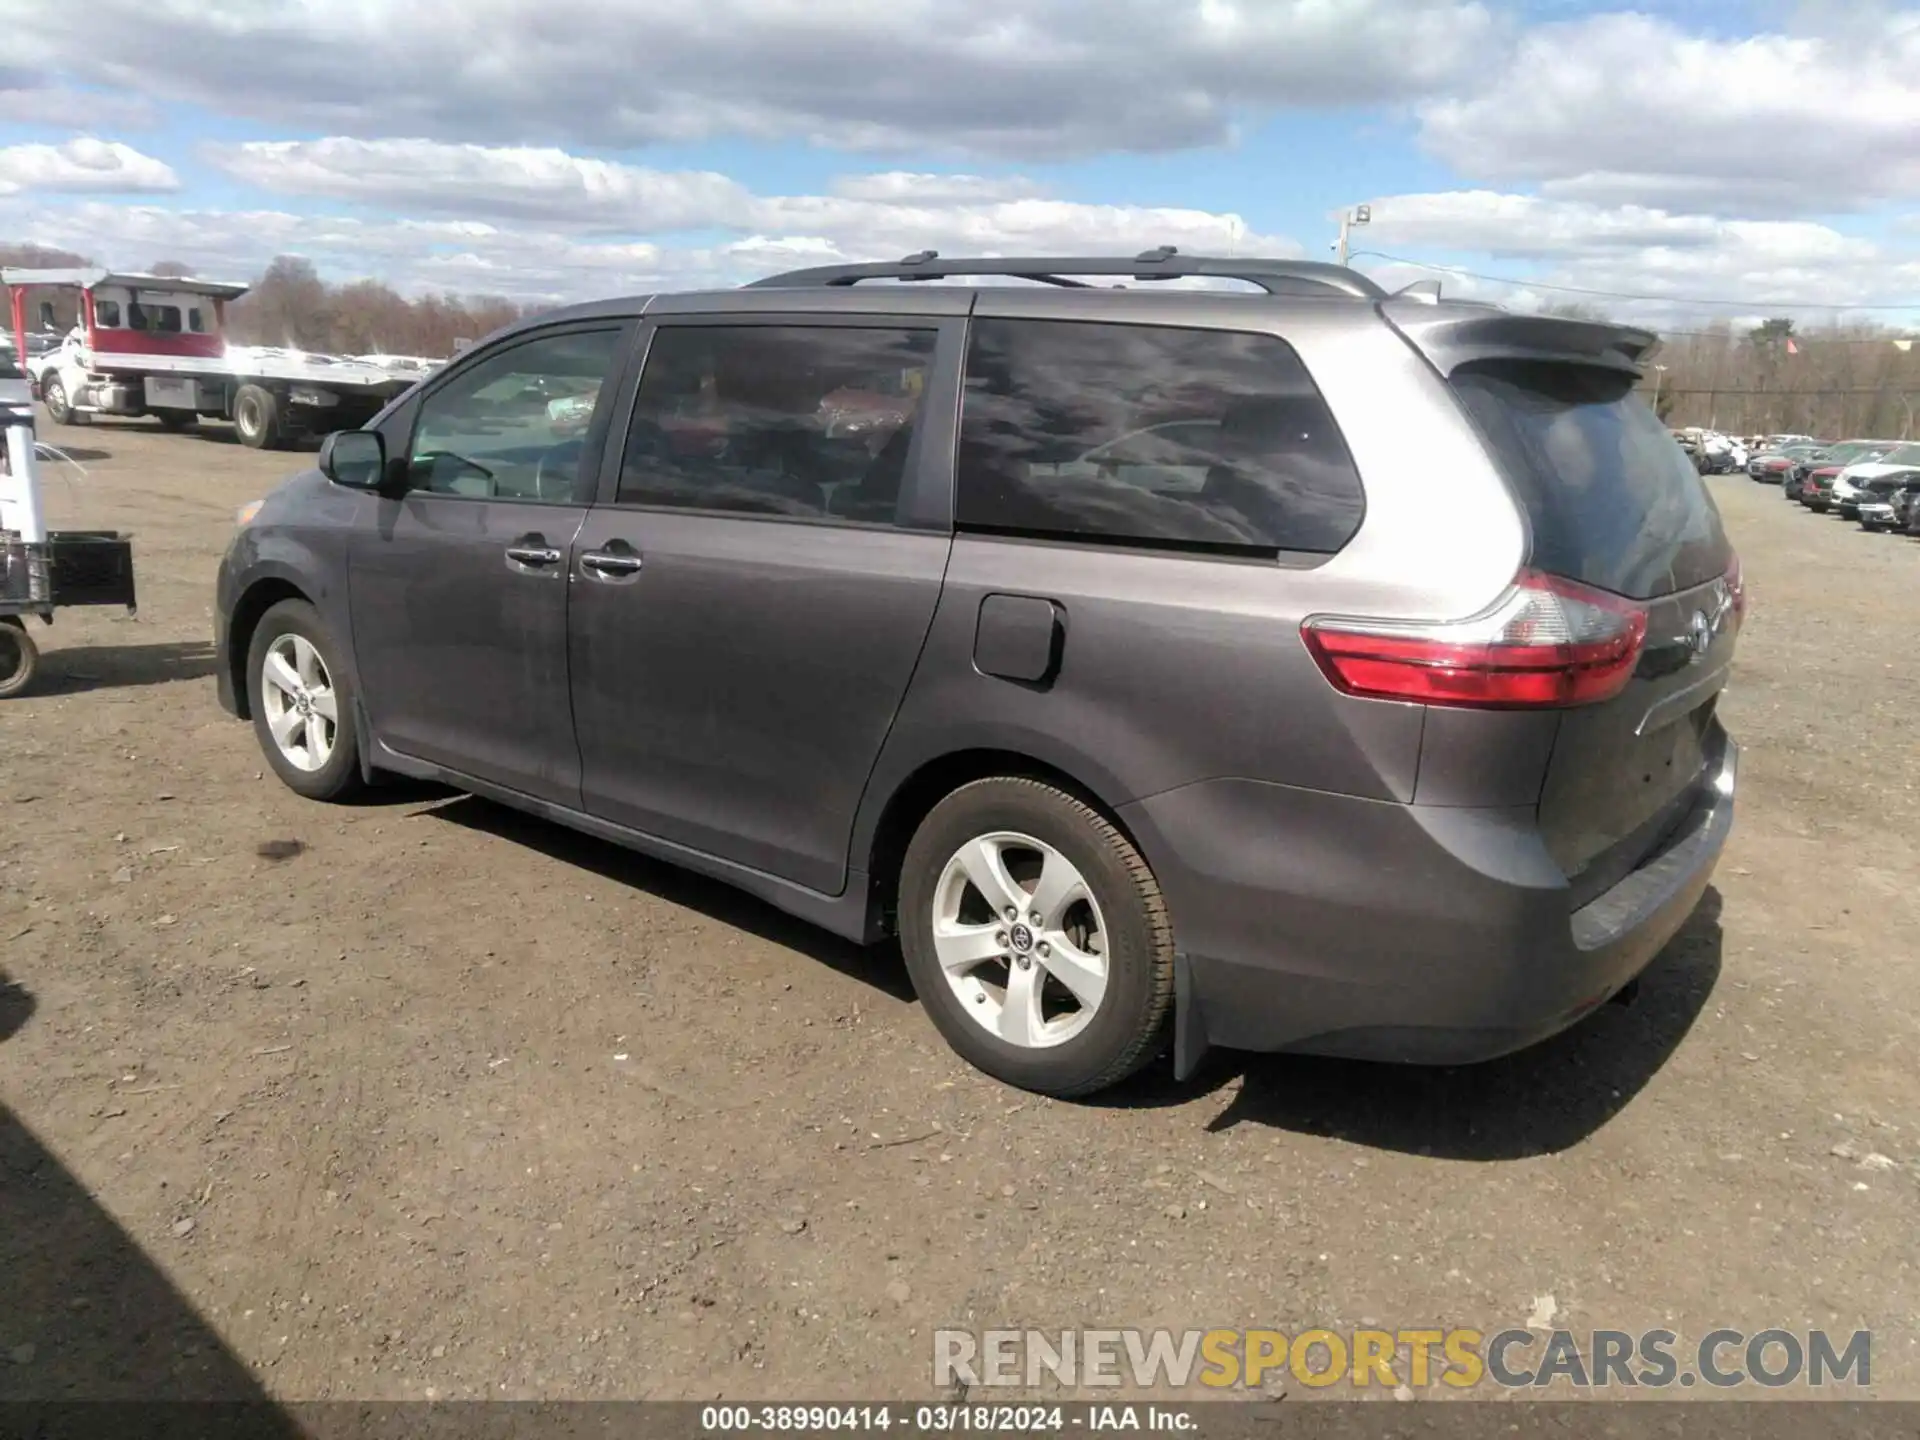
[
  {"xmin": 1112, "ymin": 888, "xmax": 1726, "ymax": 1160},
  {"xmin": 0, "ymin": 970, "xmax": 298, "ymax": 1419},
  {"xmin": 191, "ymin": 425, "xmax": 323, "ymax": 453},
  {"xmin": 33, "ymin": 640, "xmax": 220, "ymax": 695},
  {"xmin": 28, "ymin": 442, "xmax": 113, "ymax": 464},
  {"xmin": 427, "ymin": 794, "xmax": 919, "ymax": 1002}
]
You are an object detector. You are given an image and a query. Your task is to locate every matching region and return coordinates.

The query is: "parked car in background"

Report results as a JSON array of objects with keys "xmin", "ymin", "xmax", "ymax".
[
  {"xmin": 1672, "ymin": 430, "xmax": 1706, "ymax": 472},
  {"xmin": 1831, "ymin": 442, "xmax": 1920, "ymax": 519},
  {"xmin": 1750, "ymin": 442, "xmax": 1824, "ymax": 482},
  {"xmin": 1858, "ymin": 469, "xmax": 1920, "ymax": 532},
  {"xmin": 1802, "ymin": 441, "xmax": 1898, "ymax": 510},
  {"xmin": 211, "ymin": 250, "xmax": 1742, "ymax": 1097}
]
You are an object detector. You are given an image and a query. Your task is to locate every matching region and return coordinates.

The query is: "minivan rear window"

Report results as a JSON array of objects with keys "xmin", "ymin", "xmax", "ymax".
[
  {"xmin": 1451, "ymin": 361, "xmax": 1729, "ymax": 600},
  {"xmin": 958, "ymin": 318, "xmax": 1365, "ymax": 556}
]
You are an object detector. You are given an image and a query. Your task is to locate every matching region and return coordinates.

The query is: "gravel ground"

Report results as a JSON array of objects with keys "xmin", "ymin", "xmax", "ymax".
[{"xmin": 1, "ymin": 415, "xmax": 1916, "ymax": 1404}]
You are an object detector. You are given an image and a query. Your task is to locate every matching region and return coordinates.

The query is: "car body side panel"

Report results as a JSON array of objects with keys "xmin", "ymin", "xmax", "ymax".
[
  {"xmin": 348, "ymin": 492, "xmax": 589, "ymax": 805},
  {"xmin": 882, "ymin": 536, "xmax": 1428, "ymax": 807},
  {"xmin": 569, "ymin": 511, "xmax": 952, "ymax": 894},
  {"xmin": 215, "ymin": 470, "xmax": 368, "ymax": 713}
]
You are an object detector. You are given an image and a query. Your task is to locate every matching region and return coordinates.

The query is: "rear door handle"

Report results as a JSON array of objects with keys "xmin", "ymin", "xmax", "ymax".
[
  {"xmin": 505, "ymin": 543, "xmax": 563, "ymax": 568},
  {"xmin": 580, "ymin": 549, "xmax": 644, "ymax": 581}
]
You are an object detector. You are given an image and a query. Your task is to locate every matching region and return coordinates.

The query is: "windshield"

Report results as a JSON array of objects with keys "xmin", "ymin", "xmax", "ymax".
[{"xmin": 1874, "ymin": 442, "xmax": 1920, "ymax": 466}]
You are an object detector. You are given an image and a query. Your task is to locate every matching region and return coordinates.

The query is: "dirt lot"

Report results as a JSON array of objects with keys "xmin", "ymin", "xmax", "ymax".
[{"xmin": 2, "ymin": 415, "xmax": 1917, "ymax": 1404}]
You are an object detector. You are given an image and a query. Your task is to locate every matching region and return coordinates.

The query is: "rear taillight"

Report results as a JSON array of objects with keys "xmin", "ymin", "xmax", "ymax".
[
  {"xmin": 1301, "ymin": 570, "xmax": 1649, "ymax": 710},
  {"xmin": 1725, "ymin": 554, "xmax": 1746, "ymax": 620}
]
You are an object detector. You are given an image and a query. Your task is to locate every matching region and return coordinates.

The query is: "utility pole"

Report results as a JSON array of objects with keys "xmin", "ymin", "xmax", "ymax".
[{"xmin": 1334, "ymin": 205, "xmax": 1370, "ymax": 267}]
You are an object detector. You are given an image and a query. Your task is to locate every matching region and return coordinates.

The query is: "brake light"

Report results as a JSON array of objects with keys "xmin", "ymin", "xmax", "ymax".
[
  {"xmin": 1724, "ymin": 554, "xmax": 1746, "ymax": 620},
  {"xmin": 1301, "ymin": 571, "xmax": 1648, "ymax": 710}
]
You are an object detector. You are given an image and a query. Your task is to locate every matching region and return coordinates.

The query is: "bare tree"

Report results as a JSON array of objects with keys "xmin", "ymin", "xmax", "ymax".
[{"xmin": 148, "ymin": 259, "xmax": 197, "ymax": 278}]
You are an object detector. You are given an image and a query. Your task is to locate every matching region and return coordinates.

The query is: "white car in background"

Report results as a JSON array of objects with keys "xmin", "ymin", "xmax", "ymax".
[
  {"xmin": 1699, "ymin": 432, "xmax": 1747, "ymax": 473},
  {"xmin": 1830, "ymin": 441, "xmax": 1920, "ymax": 518}
]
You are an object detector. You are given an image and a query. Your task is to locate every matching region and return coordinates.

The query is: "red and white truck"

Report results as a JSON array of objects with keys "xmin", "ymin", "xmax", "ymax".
[{"xmin": 4, "ymin": 267, "xmax": 419, "ymax": 449}]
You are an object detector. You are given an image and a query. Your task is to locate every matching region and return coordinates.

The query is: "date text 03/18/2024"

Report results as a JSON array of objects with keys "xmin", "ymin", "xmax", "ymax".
[{"xmin": 699, "ymin": 1405, "xmax": 1196, "ymax": 1432}]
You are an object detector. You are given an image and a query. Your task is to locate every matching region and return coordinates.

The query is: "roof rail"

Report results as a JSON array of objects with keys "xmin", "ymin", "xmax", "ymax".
[{"xmin": 743, "ymin": 249, "xmax": 1388, "ymax": 300}]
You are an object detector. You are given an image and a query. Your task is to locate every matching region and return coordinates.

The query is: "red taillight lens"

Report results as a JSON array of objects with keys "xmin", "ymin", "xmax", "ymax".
[
  {"xmin": 1301, "ymin": 570, "xmax": 1649, "ymax": 710},
  {"xmin": 1724, "ymin": 553, "xmax": 1746, "ymax": 620}
]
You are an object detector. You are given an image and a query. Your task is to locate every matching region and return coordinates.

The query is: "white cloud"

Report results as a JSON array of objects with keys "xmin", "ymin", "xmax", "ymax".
[
  {"xmin": 0, "ymin": 81, "xmax": 157, "ymax": 131},
  {"xmin": 1418, "ymin": 10, "xmax": 1920, "ymax": 214},
  {"xmin": 11, "ymin": 0, "xmax": 1500, "ymax": 159},
  {"xmin": 828, "ymin": 172, "xmax": 1046, "ymax": 205},
  {"xmin": 211, "ymin": 139, "xmax": 756, "ymax": 231},
  {"xmin": 1351, "ymin": 190, "xmax": 1920, "ymax": 326},
  {"xmin": 193, "ymin": 136, "xmax": 1292, "ymax": 275},
  {"xmin": 0, "ymin": 174, "xmax": 1297, "ymax": 305},
  {"xmin": 0, "ymin": 137, "xmax": 177, "ymax": 196}
]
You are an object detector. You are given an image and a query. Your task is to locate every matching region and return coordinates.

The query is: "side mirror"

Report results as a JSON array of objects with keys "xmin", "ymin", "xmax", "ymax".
[{"xmin": 319, "ymin": 429, "xmax": 385, "ymax": 489}]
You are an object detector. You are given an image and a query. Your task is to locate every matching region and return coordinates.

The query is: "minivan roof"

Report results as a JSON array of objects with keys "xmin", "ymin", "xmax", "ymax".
[
  {"xmin": 513, "ymin": 251, "xmax": 1658, "ymax": 381},
  {"xmin": 743, "ymin": 249, "xmax": 1389, "ymax": 299}
]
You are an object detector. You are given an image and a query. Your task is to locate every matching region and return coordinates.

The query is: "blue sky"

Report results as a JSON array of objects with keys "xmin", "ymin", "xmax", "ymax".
[{"xmin": 0, "ymin": 1, "xmax": 1915, "ymax": 327}]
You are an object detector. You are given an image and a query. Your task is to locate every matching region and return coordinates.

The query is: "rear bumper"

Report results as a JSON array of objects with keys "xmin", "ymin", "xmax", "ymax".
[{"xmin": 1124, "ymin": 737, "xmax": 1736, "ymax": 1067}]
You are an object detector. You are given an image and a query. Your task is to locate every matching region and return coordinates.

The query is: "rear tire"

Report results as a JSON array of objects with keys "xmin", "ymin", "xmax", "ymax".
[
  {"xmin": 0, "ymin": 618, "xmax": 38, "ymax": 699},
  {"xmin": 233, "ymin": 384, "xmax": 283, "ymax": 450},
  {"xmin": 246, "ymin": 598, "xmax": 363, "ymax": 801},
  {"xmin": 897, "ymin": 777, "xmax": 1174, "ymax": 1098}
]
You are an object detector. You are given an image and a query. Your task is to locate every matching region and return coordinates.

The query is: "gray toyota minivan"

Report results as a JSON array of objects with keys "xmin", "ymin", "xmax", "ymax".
[{"xmin": 214, "ymin": 250, "xmax": 1740, "ymax": 1097}]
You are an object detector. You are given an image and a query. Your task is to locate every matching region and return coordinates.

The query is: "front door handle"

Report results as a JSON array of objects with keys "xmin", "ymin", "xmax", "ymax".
[
  {"xmin": 505, "ymin": 543, "xmax": 563, "ymax": 568},
  {"xmin": 580, "ymin": 549, "xmax": 643, "ymax": 581}
]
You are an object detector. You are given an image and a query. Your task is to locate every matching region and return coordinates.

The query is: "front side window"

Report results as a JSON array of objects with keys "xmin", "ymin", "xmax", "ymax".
[
  {"xmin": 956, "ymin": 318, "xmax": 1365, "ymax": 555},
  {"xmin": 408, "ymin": 328, "xmax": 624, "ymax": 503},
  {"xmin": 618, "ymin": 324, "xmax": 935, "ymax": 523},
  {"xmin": 93, "ymin": 300, "xmax": 123, "ymax": 329}
]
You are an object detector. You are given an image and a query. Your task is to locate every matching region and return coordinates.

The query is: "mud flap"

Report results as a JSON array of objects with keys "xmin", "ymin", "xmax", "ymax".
[
  {"xmin": 354, "ymin": 696, "xmax": 385, "ymax": 786},
  {"xmin": 1172, "ymin": 952, "xmax": 1211, "ymax": 1081}
]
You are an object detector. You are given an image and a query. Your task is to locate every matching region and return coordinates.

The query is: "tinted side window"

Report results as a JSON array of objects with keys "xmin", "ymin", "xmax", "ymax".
[
  {"xmin": 1451, "ymin": 362, "xmax": 1729, "ymax": 600},
  {"xmin": 408, "ymin": 328, "xmax": 623, "ymax": 503},
  {"xmin": 94, "ymin": 301, "xmax": 122, "ymax": 328},
  {"xmin": 618, "ymin": 325, "xmax": 934, "ymax": 523},
  {"xmin": 956, "ymin": 318, "xmax": 1364, "ymax": 555}
]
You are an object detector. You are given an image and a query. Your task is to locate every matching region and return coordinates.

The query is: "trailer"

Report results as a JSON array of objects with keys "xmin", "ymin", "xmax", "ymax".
[
  {"xmin": 3, "ymin": 268, "xmax": 417, "ymax": 450},
  {"xmin": 0, "ymin": 423, "xmax": 138, "ymax": 697}
]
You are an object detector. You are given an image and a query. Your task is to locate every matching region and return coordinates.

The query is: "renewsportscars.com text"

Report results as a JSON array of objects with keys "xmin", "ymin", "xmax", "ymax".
[{"xmin": 933, "ymin": 1327, "xmax": 1872, "ymax": 1391}]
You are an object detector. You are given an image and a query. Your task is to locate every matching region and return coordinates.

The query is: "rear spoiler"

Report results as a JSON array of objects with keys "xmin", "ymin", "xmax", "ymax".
[{"xmin": 1380, "ymin": 298, "xmax": 1658, "ymax": 379}]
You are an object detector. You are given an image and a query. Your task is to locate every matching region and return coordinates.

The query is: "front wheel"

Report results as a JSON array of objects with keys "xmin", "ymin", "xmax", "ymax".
[
  {"xmin": 897, "ymin": 777, "xmax": 1175, "ymax": 1097},
  {"xmin": 0, "ymin": 618, "xmax": 38, "ymax": 699},
  {"xmin": 41, "ymin": 376, "xmax": 81, "ymax": 427},
  {"xmin": 246, "ymin": 598, "xmax": 363, "ymax": 801}
]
